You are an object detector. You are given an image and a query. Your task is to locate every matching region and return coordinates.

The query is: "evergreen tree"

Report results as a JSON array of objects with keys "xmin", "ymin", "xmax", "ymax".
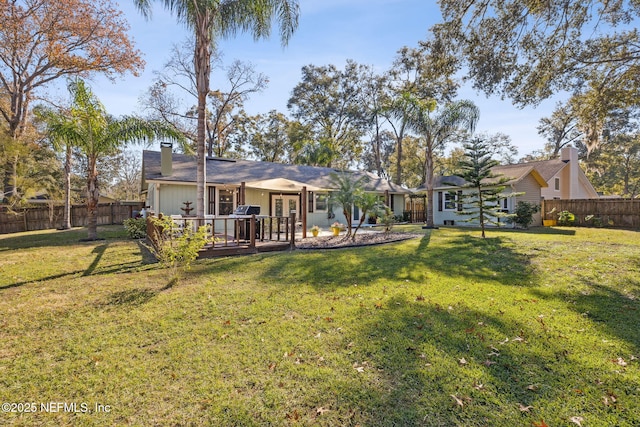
[{"xmin": 453, "ymin": 138, "xmax": 512, "ymax": 238}]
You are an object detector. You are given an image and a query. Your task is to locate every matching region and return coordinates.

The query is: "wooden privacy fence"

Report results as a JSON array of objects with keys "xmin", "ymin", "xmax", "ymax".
[
  {"xmin": 542, "ymin": 199, "xmax": 640, "ymax": 229},
  {"xmin": 0, "ymin": 202, "xmax": 144, "ymax": 235}
]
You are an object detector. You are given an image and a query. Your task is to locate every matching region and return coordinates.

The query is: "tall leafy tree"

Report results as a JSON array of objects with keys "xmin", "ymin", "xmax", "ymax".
[
  {"xmin": 383, "ymin": 40, "xmax": 461, "ymax": 185},
  {"xmin": 287, "ymin": 61, "xmax": 369, "ymax": 168},
  {"xmin": 238, "ymin": 110, "xmax": 292, "ymax": 162},
  {"xmin": 0, "ymin": 0, "xmax": 143, "ymax": 203},
  {"xmin": 434, "ymin": 1, "xmax": 640, "ymax": 154},
  {"xmin": 407, "ymin": 98, "xmax": 480, "ymax": 227},
  {"xmin": 434, "ymin": 0, "xmax": 640, "ymax": 106},
  {"xmin": 135, "ymin": 0, "xmax": 299, "ymax": 220},
  {"xmin": 43, "ymin": 79, "xmax": 185, "ymax": 240},
  {"xmin": 537, "ymin": 102, "xmax": 582, "ymax": 159},
  {"xmin": 453, "ymin": 138, "xmax": 511, "ymax": 238}
]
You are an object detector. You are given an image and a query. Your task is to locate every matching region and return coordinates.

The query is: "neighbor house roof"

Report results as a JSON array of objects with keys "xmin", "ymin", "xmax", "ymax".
[
  {"xmin": 419, "ymin": 164, "xmax": 548, "ymax": 191},
  {"xmin": 142, "ymin": 150, "xmax": 410, "ymax": 194}
]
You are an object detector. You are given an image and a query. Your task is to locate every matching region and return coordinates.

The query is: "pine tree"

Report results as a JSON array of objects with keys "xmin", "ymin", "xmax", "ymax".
[{"xmin": 454, "ymin": 138, "xmax": 512, "ymax": 238}]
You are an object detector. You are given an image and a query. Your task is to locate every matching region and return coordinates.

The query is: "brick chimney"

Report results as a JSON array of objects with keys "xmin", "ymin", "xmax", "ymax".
[{"xmin": 160, "ymin": 142, "xmax": 172, "ymax": 176}]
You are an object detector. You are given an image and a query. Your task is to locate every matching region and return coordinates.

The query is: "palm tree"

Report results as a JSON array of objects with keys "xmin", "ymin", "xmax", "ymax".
[
  {"xmin": 44, "ymin": 79, "xmax": 185, "ymax": 240},
  {"xmin": 406, "ymin": 97, "xmax": 480, "ymax": 227},
  {"xmin": 134, "ymin": 0, "xmax": 299, "ymax": 220},
  {"xmin": 329, "ymin": 172, "xmax": 368, "ymax": 239}
]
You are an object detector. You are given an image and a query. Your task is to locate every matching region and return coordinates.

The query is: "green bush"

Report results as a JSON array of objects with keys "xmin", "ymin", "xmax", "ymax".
[
  {"xmin": 512, "ymin": 201, "xmax": 540, "ymax": 229},
  {"xmin": 123, "ymin": 218, "xmax": 147, "ymax": 239},
  {"xmin": 558, "ymin": 210, "xmax": 575, "ymax": 226},
  {"xmin": 146, "ymin": 215, "xmax": 208, "ymax": 284}
]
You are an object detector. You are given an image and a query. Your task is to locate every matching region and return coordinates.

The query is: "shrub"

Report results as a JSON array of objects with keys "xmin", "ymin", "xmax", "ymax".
[
  {"xmin": 146, "ymin": 215, "xmax": 208, "ymax": 284},
  {"xmin": 123, "ymin": 218, "xmax": 147, "ymax": 239},
  {"xmin": 512, "ymin": 201, "xmax": 540, "ymax": 229},
  {"xmin": 558, "ymin": 210, "xmax": 575, "ymax": 226}
]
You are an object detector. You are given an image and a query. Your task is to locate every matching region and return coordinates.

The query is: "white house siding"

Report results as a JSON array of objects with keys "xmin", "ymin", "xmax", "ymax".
[
  {"xmin": 434, "ymin": 180, "xmax": 543, "ymax": 227},
  {"xmin": 144, "ymin": 182, "xmax": 197, "ymax": 216}
]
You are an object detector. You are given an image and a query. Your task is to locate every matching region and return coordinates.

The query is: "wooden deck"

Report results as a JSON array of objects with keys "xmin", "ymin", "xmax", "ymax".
[{"xmin": 198, "ymin": 240, "xmax": 293, "ymax": 258}]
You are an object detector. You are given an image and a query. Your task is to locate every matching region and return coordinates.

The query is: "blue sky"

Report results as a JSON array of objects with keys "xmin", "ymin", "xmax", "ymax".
[{"xmin": 90, "ymin": 0, "xmax": 561, "ymax": 157}]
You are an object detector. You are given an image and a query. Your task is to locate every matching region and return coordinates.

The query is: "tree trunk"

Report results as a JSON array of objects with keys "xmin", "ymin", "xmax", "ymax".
[
  {"xmin": 194, "ymin": 14, "xmax": 212, "ymax": 222},
  {"xmin": 62, "ymin": 143, "xmax": 72, "ymax": 229},
  {"xmin": 394, "ymin": 121, "xmax": 406, "ymax": 185},
  {"xmin": 424, "ymin": 145, "xmax": 435, "ymax": 227},
  {"xmin": 86, "ymin": 157, "xmax": 99, "ymax": 240}
]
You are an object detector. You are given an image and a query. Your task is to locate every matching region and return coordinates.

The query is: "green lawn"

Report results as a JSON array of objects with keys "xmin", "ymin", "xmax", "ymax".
[{"xmin": 1, "ymin": 225, "xmax": 639, "ymax": 426}]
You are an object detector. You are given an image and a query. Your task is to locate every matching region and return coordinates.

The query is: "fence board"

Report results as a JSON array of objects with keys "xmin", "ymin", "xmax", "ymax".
[
  {"xmin": 0, "ymin": 202, "xmax": 143, "ymax": 234},
  {"xmin": 542, "ymin": 199, "xmax": 640, "ymax": 229}
]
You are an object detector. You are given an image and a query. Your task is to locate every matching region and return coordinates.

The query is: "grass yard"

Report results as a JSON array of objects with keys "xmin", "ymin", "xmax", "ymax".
[{"xmin": 1, "ymin": 225, "xmax": 639, "ymax": 426}]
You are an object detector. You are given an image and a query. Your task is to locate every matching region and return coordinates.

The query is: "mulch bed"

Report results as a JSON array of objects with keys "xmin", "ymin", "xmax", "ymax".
[{"xmin": 295, "ymin": 231, "xmax": 421, "ymax": 250}]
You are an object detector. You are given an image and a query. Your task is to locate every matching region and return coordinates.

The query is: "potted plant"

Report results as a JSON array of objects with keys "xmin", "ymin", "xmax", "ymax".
[
  {"xmin": 330, "ymin": 222, "xmax": 344, "ymax": 236},
  {"xmin": 310, "ymin": 225, "xmax": 320, "ymax": 237},
  {"xmin": 543, "ymin": 207, "xmax": 557, "ymax": 226}
]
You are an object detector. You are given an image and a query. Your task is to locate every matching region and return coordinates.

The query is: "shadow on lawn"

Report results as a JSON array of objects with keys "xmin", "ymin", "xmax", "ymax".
[
  {"xmin": 532, "ymin": 279, "xmax": 640, "ymax": 355},
  {"xmin": 0, "ymin": 240, "xmax": 157, "ymax": 291},
  {"xmin": 260, "ymin": 231, "xmax": 535, "ymax": 291},
  {"xmin": 334, "ymin": 294, "xmax": 637, "ymax": 426}
]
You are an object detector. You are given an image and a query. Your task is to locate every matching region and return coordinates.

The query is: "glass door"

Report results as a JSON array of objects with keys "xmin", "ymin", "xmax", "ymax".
[{"xmin": 272, "ymin": 195, "xmax": 298, "ymax": 217}]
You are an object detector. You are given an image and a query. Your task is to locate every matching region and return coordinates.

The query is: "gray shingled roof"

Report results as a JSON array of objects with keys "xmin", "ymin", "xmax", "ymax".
[{"xmin": 142, "ymin": 150, "xmax": 410, "ymax": 194}]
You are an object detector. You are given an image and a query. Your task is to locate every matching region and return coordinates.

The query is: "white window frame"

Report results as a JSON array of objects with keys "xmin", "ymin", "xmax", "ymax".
[
  {"xmin": 443, "ymin": 191, "xmax": 458, "ymax": 211},
  {"xmin": 314, "ymin": 193, "xmax": 329, "ymax": 212}
]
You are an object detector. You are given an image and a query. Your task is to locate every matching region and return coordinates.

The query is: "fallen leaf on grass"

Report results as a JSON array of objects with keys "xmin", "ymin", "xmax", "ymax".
[
  {"xmin": 483, "ymin": 359, "xmax": 496, "ymax": 367},
  {"xmin": 612, "ymin": 357, "xmax": 627, "ymax": 366},
  {"xmin": 570, "ymin": 416, "xmax": 584, "ymax": 426},
  {"xmin": 285, "ymin": 410, "xmax": 300, "ymax": 421},
  {"xmin": 458, "ymin": 358, "xmax": 468, "ymax": 365},
  {"xmin": 533, "ymin": 420, "xmax": 549, "ymax": 427},
  {"xmin": 518, "ymin": 403, "xmax": 533, "ymax": 412},
  {"xmin": 526, "ymin": 384, "xmax": 539, "ymax": 391},
  {"xmin": 316, "ymin": 407, "xmax": 330, "ymax": 416},
  {"xmin": 450, "ymin": 394, "xmax": 464, "ymax": 408},
  {"xmin": 473, "ymin": 382, "xmax": 485, "ymax": 391}
]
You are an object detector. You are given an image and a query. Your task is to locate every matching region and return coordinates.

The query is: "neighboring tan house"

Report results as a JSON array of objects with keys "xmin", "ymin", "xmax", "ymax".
[
  {"xmin": 141, "ymin": 145, "xmax": 409, "ymax": 230},
  {"xmin": 516, "ymin": 146, "xmax": 599, "ymax": 200},
  {"xmin": 425, "ymin": 146, "xmax": 599, "ymax": 227}
]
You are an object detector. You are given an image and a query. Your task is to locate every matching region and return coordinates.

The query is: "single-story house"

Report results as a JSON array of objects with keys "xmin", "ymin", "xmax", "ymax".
[
  {"xmin": 423, "ymin": 146, "xmax": 599, "ymax": 227},
  {"xmin": 431, "ymin": 165, "xmax": 548, "ymax": 227},
  {"xmin": 141, "ymin": 144, "xmax": 409, "ymax": 232}
]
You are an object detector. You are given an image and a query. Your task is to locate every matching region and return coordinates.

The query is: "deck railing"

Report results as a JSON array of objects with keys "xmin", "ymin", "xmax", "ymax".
[{"xmin": 149, "ymin": 213, "xmax": 297, "ymax": 251}]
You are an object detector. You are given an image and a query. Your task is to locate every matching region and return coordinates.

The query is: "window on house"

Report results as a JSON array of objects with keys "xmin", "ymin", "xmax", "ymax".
[
  {"xmin": 207, "ymin": 187, "xmax": 216, "ymax": 215},
  {"xmin": 444, "ymin": 192, "xmax": 457, "ymax": 210},
  {"xmin": 218, "ymin": 189, "xmax": 234, "ymax": 215},
  {"xmin": 315, "ymin": 193, "xmax": 328, "ymax": 212},
  {"xmin": 555, "ymin": 177, "xmax": 560, "ymax": 191}
]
